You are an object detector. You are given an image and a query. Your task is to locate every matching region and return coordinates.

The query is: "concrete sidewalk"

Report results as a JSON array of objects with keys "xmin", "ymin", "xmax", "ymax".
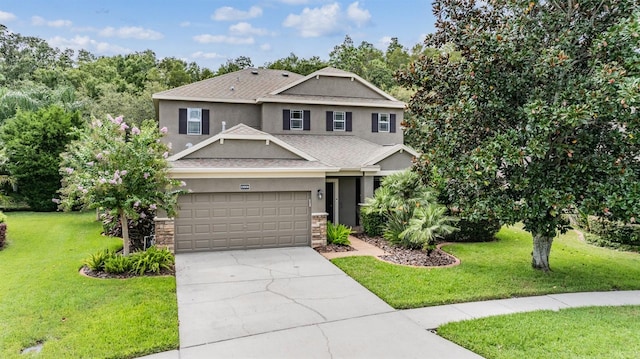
[
  {"xmin": 141, "ymin": 290, "xmax": 640, "ymax": 359},
  {"xmin": 402, "ymin": 290, "xmax": 640, "ymax": 330}
]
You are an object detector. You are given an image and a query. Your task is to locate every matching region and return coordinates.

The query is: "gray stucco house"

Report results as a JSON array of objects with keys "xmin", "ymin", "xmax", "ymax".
[{"xmin": 152, "ymin": 67, "xmax": 417, "ymax": 252}]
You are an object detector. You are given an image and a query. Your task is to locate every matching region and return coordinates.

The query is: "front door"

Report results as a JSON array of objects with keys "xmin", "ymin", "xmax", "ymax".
[
  {"xmin": 325, "ymin": 182, "xmax": 334, "ymax": 223},
  {"xmin": 325, "ymin": 179, "xmax": 338, "ymax": 224}
]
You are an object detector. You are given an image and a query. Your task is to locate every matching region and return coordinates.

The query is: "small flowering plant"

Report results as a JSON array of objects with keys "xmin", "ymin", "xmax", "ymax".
[{"xmin": 57, "ymin": 115, "xmax": 185, "ymax": 255}]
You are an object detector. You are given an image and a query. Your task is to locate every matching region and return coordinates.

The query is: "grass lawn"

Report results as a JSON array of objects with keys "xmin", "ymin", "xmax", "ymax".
[
  {"xmin": 438, "ymin": 305, "xmax": 640, "ymax": 359},
  {"xmin": 333, "ymin": 225, "xmax": 640, "ymax": 309},
  {"xmin": 0, "ymin": 212, "xmax": 178, "ymax": 359}
]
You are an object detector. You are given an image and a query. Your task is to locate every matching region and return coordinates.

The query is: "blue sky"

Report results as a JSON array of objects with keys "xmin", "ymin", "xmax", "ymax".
[{"xmin": 0, "ymin": 1, "xmax": 435, "ymax": 70}]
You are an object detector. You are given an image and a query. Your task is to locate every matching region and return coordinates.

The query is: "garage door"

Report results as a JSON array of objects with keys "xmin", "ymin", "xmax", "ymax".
[{"xmin": 175, "ymin": 191, "xmax": 311, "ymax": 252}]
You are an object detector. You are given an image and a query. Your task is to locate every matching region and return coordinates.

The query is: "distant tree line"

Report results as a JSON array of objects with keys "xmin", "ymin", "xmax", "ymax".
[{"xmin": 0, "ymin": 24, "xmax": 423, "ymax": 210}]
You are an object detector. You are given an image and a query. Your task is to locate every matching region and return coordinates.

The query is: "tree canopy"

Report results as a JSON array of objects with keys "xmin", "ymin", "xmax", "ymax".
[
  {"xmin": 399, "ymin": 0, "xmax": 639, "ymax": 270},
  {"xmin": 58, "ymin": 116, "xmax": 184, "ymax": 254}
]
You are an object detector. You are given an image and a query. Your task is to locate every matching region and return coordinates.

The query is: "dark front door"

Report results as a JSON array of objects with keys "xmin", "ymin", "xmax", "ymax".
[{"xmin": 325, "ymin": 182, "xmax": 334, "ymax": 223}]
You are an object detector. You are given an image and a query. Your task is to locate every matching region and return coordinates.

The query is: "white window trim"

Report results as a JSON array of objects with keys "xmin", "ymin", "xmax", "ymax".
[
  {"xmin": 290, "ymin": 109, "xmax": 303, "ymax": 130},
  {"xmin": 333, "ymin": 111, "xmax": 346, "ymax": 131},
  {"xmin": 378, "ymin": 113, "xmax": 390, "ymax": 133},
  {"xmin": 187, "ymin": 107, "xmax": 202, "ymax": 135}
]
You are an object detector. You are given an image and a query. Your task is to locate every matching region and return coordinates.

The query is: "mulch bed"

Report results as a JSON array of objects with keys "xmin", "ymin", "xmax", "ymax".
[
  {"xmin": 80, "ymin": 265, "xmax": 174, "ymax": 279},
  {"xmin": 357, "ymin": 234, "xmax": 459, "ymax": 267},
  {"xmin": 314, "ymin": 244, "xmax": 355, "ymax": 253}
]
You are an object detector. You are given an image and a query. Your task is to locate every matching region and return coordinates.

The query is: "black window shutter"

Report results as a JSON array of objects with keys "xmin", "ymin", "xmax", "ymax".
[
  {"xmin": 390, "ymin": 114, "xmax": 396, "ymax": 133},
  {"xmin": 202, "ymin": 109, "xmax": 210, "ymax": 135},
  {"xmin": 179, "ymin": 108, "xmax": 187, "ymax": 134},
  {"xmin": 346, "ymin": 112, "xmax": 352, "ymax": 132},
  {"xmin": 326, "ymin": 111, "xmax": 333, "ymax": 131},
  {"xmin": 283, "ymin": 109, "xmax": 291, "ymax": 130},
  {"xmin": 303, "ymin": 110, "xmax": 311, "ymax": 131},
  {"xmin": 371, "ymin": 113, "xmax": 378, "ymax": 133}
]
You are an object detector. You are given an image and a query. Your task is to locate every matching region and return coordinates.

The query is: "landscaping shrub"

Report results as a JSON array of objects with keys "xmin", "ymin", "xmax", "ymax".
[
  {"xmin": 129, "ymin": 246, "xmax": 174, "ymax": 275},
  {"xmin": 103, "ymin": 255, "xmax": 133, "ymax": 274},
  {"xmin": 445, "ymin": 218, "xmax": 501, "ymax": 242},
  {"xmin": 84, "ymin": 249, "xmax": 116, "ymax": 272},
  {"xmin": 327, "ymin": 221, "xmax": 352, "ymax": 246},
  {"xmin": 390, "ymin": 204, "xmax": 458, "ymax": 252},
  {"xmin": 0, "ymin": 211, "xmax": 6, "ymax": 248},
  {"xmin": 84, "ymin": 246, "xmax": 174, "ymax": 275},
  {"xmin": 584, "ymin": 217, "xmax": 640, "ymax": 250},
  {"xmin": 100, "ymin": 208, "xmax": 156, "ymax": 251},
  {"xmin": 361, "ymin": 211, "xmax": 385, "ymax": 237}
]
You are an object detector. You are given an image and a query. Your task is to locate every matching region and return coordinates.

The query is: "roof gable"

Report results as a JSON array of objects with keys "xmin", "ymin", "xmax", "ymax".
[
  {"xmin": 168, "ymin": 124, "xmax": 317, "ymax": 162},
  {"xmin": 269, "ymin": 67, "xmax": 399, "ymax": 102}
]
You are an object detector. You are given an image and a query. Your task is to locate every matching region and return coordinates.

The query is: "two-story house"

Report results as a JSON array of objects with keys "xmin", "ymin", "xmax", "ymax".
[{"xmin": 152, "ymin": 67, "xmax": 417, "ymax": 253}]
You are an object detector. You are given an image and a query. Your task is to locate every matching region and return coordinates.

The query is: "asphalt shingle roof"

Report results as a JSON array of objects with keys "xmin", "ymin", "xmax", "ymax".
[
  {"xmin": 153, "ymin": 68, "xmax": 303, "ymax": 101},
  {"xmin": 170, "ymin": 158, "xmax": 331, "ymax": 170},
  {"xmin": 275, "ymin": 134, "xmax": 396, "ymax": 169}
]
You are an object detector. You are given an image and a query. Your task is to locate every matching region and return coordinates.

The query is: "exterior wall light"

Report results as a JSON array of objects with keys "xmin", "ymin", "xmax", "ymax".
[{"xmin": 317, "ymin": 189, "xmax": 323, "ymax": 200}]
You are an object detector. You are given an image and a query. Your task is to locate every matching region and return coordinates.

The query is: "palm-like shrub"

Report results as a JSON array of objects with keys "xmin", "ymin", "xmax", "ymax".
[
  {"xmin": 400, "ymin": 204, "xmax": 459, "ymax": 252},
  {"xmin": 362, "ymin": 170, "xmax": 458, "ymax": 252},
  {"xmin": 327, "ymin": 221, "xmax": 352, "ymax": 246}
]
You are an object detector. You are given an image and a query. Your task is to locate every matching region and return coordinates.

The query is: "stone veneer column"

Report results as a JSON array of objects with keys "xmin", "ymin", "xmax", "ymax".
[
  {"xmin": 153, "ymin": 217, "xmax": 175, "ymax": 253},
  {"xmin": 311, "ymin": 212, "xmax": 328, "ymax": 248}
]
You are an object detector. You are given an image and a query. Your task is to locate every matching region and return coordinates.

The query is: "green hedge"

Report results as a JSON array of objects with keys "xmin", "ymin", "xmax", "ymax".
[
  {"xmin": 584, "ymin": 217, "xmax": 640, "ymax": 250},
  {"xmin": 361, "ymin": 211, "xmax": 385, "ymax": 237},
  {"xmin": 445, "ymin": 218, "xmax": 501, "ymax": 242}
]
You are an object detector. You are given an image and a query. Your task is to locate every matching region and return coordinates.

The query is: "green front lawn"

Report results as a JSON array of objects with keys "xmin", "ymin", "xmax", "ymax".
[
  {"xmin": 333, "ymin": 226, "xmax": 640, "ymax": 309},
  {"xmin": 0, "ymin": 212, "xmax": 178, "ymax": 359},
  {"xmin": 438, "ymin": 305, "xmax": 640, "ymax": 359}
]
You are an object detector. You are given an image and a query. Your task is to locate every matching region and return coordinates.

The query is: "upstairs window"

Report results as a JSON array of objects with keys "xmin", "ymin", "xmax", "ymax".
[
  {"xmin": 282, "ymin": 109, "xmax": 310, "ymax": 131},
  {"xmin": 326, "ymin": 111, "xmax": 352, "ymax": 132},
  {"xmin": 290, "ymin": 110, "xmax": 303, "ymax": 130},
  {"xmin": 333, "ymin": 111, "xmax": 346, "ymax": 131},
  {"xmin": 187, "ymin": 108, "xmax": 202, "ymax": 135},
  {"xmin": 371, "ymin": 112, "xmax": 396, "ymax": 133},
  {"xmin": 378, "ymin": 113, "xmax": 390, "ymax": 132},
  {"xmin": 179, "ymin": 108, "xmax": 210, "ymax": 135}
]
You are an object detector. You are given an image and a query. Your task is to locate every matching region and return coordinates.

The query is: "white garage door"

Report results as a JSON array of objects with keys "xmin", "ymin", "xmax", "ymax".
[{"xmin": 175, "ymin": 191, "xmax": 311, "ymax": 252}]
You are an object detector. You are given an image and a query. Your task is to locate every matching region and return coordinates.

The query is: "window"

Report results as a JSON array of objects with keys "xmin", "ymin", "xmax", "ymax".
[
  {"xmin": 187, "ymin": 108, "xmax": 202, "ymax": 135},
  {"xmin": 378, "ymin": 113, "xmax": 390, "ymax": 132},
  {"xmin": 333, "ymin": 111, "xmax": 346, "ymax": 131},
  {"xmin": 290, "ymin": 110, "xmax": 303, "ymax": 130}
]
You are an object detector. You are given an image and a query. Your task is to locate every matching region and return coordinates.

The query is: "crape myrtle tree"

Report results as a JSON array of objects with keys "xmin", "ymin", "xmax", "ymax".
[
  {"xmin": 398, "ymin": 0, "xmax": 640, "ymax": 271},
  {"xmin": 57, "ymin": 115, "xmax": 185, "ymax": 255}
]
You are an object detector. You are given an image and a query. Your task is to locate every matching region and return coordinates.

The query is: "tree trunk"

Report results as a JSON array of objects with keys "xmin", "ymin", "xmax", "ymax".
[
  {"xmin": 531, "ymin": 233, "xmax": 553, "ymax": 271},
  {"xmin": 119, "ymin": 209, "xmax": 130, "ymax": 256}
]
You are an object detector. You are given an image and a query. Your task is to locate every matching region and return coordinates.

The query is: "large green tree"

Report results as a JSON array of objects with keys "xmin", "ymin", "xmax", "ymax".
[
  {"xmin": 399, "ymin": 1, "xmax": 639, "ymax": 271},
  {"xmin": 58, "ymin": 116, "xmax": 183, "ymax": 255},
  {"xmin": 0, "ymin": 105, "xmax": 83, "ymax": 211}
]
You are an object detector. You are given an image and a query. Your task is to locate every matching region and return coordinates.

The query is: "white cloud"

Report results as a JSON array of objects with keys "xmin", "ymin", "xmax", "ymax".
[
  {"xmin": 378, "ymin": 36, "xmax": 392, "ymax": 49},
  {"xmin": 212, "ymin": 6, "xmax": 262, "ymax": 21},
  {"xmin": 229, "ymin": 22, "xmax": 269, "ymax": 36},
  {"xmin": 260, "ymin": 43, "xmax": 271, "ymax": 51},
  {"xmin": 347, "ymin": 1, "xmax": 371, "ymax": 27},
  {"xmin": 278, "ymin": 0, "xmax": 310, "ymax": 4},
  {"xmin": 283, "ymin": 3, "xmax": 341, "ymax": 38},
  {"xmin": 180, "ymin": 21, "xmax": 191, "ymax": 27},
  {"xmin": 99, "ymin": 26, "xmax": 163, "ymax": 40},
  {"xmin": 0, "ymin": 10, "xmax": 16, "ymax": 22},
  {"xmin": 32, "ymin": 15, "xmax": 72, "ymax": 27},
  {"xmin": 193, "ymin": 34, "xmax": 255, "ymax": 45},
  {"xmin": 191, "ymin": 51, "xmax": 225, "ymax": 59},
  {"xmin": 48, "ymin": 35, "xmax": 131, "ymax": 55}
]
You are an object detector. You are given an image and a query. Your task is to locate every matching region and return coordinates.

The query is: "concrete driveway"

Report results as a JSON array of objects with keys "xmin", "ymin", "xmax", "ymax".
[{"xmin": 175, "ymin": 247, "xmax": 481, "ymax": 358}]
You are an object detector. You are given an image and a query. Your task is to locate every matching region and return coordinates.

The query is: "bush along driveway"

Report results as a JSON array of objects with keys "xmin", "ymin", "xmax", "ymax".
[{"xmin": 0, "ymin": 212, "xmax": 178, "ymax": 359}]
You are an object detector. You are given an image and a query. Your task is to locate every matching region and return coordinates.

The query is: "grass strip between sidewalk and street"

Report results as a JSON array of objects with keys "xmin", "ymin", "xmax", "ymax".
[{"xmin": 438, "ymin": 305, "xmax": 640, "ymax": 359}]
